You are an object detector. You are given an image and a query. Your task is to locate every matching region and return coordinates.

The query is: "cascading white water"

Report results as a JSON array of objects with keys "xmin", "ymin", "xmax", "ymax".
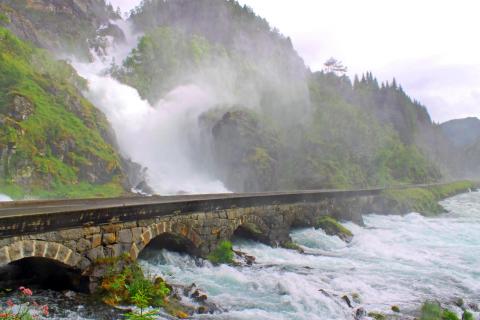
[
  {"xmin": 0, "ymin": 194, "xmax": 12, "ymax": 201},
  {"xmin": 73, "ymin": 20, "xmax": 228, "ymax": 195}
]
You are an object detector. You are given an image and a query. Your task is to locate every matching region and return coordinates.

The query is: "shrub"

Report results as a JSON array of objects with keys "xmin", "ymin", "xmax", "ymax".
[{"xmin": 207, "ymin": 240, "xmax": 234, "ymax": 264}]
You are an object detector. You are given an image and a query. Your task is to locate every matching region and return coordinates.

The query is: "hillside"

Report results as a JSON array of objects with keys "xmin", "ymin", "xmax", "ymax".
[
  {"xmin": 110, "ymin": 0, "xmax": 445, "ymax": 191},
  {"xmin": 0, "ymin": 0, "xmax": 475, "ymax": 197},
  {"xmin": 0, "ymin": 0, "xmax": 124, "ymax": 59},
  {"xmin": 440, "ymin": 117, "xmax": 480, "ymax": 178},
  {"xmin": 441, "ymin": 117, "xmax": 480, "ymax": 147},
  {"xmin": 0, "ymin": 26, "xmax": 127, "ymax": 198}
]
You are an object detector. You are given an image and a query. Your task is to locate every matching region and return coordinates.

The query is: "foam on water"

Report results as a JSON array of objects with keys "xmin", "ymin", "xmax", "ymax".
[
  {"xmin": 2, "ymin": 192, "xmax": 479, "ymax": 319},
  {"xmin": 0, "ymin": 194, "xmax": 12, "ymax": 201},
  {"xmin": 137, "ymin": 191, "xmax": 480, "ymax": 319}
]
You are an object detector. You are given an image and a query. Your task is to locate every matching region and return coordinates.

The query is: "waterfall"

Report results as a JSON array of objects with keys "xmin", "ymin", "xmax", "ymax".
[{"xmin": 72, "ymin": 20, "xmax": 228, "ymax": 195}]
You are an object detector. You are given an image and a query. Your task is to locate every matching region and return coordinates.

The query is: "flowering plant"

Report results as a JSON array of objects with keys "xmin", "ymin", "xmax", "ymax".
[{"xmin": 0, "ymin": 287, "xmax": 49, "ymax": 319}]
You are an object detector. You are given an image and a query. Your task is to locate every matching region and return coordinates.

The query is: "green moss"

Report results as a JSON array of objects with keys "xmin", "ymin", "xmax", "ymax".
[
  {"xmin": 420, "ymin": 302, "xmax": 442, "ymax": 320},
  {"xmin": 0, "ymin": 27, "xmax": 125, "ymax": 199},
  {"xmin": 315, "ymin": 216, "xmax": 353, "ymax": 241},
  {"xmin": 207, "ymin": 240, "xmax": 234, "ymax": 264},
  {"xmin": 419, "ymin": 301, "xmax": 461, "ymax": 320},
  {"xmin": 391, "ymin": 305, "xmax": 400, "ymax": 313},
  {"xmin": 441, "ymin": 309, "xmax": 460, "ymax": 320},
  {"xmin": 281, "ymin": 241, "xmax": 304, "ymax": 253},
  {"xmin": 368, "ymin": 312, "xmax": 386, "ymax": 320},
  {"xmin": 381, "ymin": 181, "xmax": 475, "ymax": 216},
  {"xmin": 462, "ymin": 311, "xmax": 474, "ymax": 320}
]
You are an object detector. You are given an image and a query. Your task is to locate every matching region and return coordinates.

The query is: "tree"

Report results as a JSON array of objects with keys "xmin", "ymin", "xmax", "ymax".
[{"xmin": 323, "ymin": 57, "xmax": 348, "ymax": 75}]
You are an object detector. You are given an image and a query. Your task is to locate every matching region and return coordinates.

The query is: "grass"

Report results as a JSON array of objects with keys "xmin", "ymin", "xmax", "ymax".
[
  {"xmin": 207, "ymin": 240, "xmax": 234, "ymax": 264},
  {"xmin": 381, "ymin": 181, "xmax": 475, "ymax": 216},
  {"xmin": 0, "ymin": 27, "xmax": 125, "ymax": 199}
]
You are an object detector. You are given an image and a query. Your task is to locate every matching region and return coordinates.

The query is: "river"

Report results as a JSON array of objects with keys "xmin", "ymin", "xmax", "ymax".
[{"xmin": 1, "ymin": 191, "xmax": 479, "ymax": 319}]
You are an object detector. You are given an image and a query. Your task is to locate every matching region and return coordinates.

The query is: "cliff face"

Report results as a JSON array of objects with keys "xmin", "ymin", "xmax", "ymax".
[
  {"xmin": 0, "ymin": 26, "xmax": 126, "ymax": 198},
  {"xmin": 0, "ymin": 0, "xmax": 123, "ymax": 59}
]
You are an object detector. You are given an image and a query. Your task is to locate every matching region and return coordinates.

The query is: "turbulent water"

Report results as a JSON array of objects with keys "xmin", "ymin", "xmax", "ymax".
[
  {"xmin": 73, "ymin": 20, "xmax": 228, "ymax": 195},
  {"xmin": 7, "ymin": 190, "xmax": 476, "ymax": 320},
  {"xmin": 136, "ymin": 191, "xmax": 480, "ymax": 319}
]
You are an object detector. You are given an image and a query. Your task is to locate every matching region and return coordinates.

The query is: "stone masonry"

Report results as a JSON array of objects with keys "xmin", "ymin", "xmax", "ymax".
[{"xmin": 0, "ymin": 194, "xmax": 375, "ymax": 290}]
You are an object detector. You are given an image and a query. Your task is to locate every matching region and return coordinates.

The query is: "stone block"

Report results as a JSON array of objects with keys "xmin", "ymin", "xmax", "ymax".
[
  {"xmin": 131, "ymin": 227, "xmax": 143, "ymax": 243},
  {"xmin": 91, "ymin": 234, "xmax": 101, "ymax": 248},
  {"xmin": 8, "ymin": 242, "xmax": 23, "ymax": 261},
  {"xmin": 118, "ymin": 229, "xmax": 133, "ymax": 243},
  {"xmin": 87, "ymin": 246, "xmax": 104, "ymax": 261},
  {"xmin": 83, "ymin": 226, "xmax": 100, "ymax": 235},
  {"xmin": 76, "ymin": 238, "xmax": 92, "ymax": 253},
  {"xmin": 59, "ymin": 228, "xmax": 84, "ymax": 240},
  {"xmin": 102, "ymin": 233, "xmax": 116, "ymax": 245},
  {"xmin": 101, "ymin": 224, "xmax": 121, "ymax": 233},
  {"xmin": 22, "ymin": 240, "xmax": 34, "ymax": 257},
  {"xmin": 0, "ymin": 247, "xmax": 11, "ymax": 265}
]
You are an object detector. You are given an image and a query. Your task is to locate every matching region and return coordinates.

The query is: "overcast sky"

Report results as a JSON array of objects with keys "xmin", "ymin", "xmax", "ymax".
[{"xmin": 109, "ymin": 0, "xmax": 479, "ymax": 123}]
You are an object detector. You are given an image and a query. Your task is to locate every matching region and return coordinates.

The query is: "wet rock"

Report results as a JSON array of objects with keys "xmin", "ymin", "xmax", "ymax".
[
  {"xmin": 197, "ymin": 306, "xmax": 208, "ymax": 314},
  {"xmin": 191, "ymin": 289, "xmax": 208, "ymax": 302},
  {"xmin": 351, "ymin": 292, "xmax": 361, "ymax": 304},
  {"xmin": 315, "ymin": 216, "xmax": 353, "ymax": 242},
  {"xmin": 280, "ymin": 241, "xmax": 305, "ymax": 253},
  {"xmin": 355, "ymin": 307, "xmax": 367, "ymax": 319},
  {"xmin": 468, "ymin": 303, "xmax": 479, "ymax": 312},
  {"xmin": 233, "ymin": 250, "xmax": 256, "ymax": 266},
  {"xmin": 454, "ymin": 298, "xmax": 464, "ymax": 308},
  {"xmin": 342, "ymin": 295, "xmax": 353, "ymax": 308},
  {"xmin": 8, "ymin": 95, "xmax": 34, "ymax": 121}
]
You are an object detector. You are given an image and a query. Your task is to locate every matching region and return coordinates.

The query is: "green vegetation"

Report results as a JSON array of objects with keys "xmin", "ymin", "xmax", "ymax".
[
  {"xmin": 110, "ymin": 0, "xmax": 451, "ymax": 192},
  {"xmin": 381, "ymin": 181, "xmax": 475, "ymax": 215},
  {"xmin": 418, "ymin": 301, "xmax": 471, "ymax": 320},
  {"xmin": 391, "ymin": 305, "xmax": 400, "ymax": 313},
  {"xmin": 462, "ymin": 311, "xmax": 475, "ymax": 320},
  {"xmin": 207, "ymin": 240, "xmax": 234, "ymax": 264},
  {"xmin": 368, "ymin": 312, "xmax": 386, "ymax": 320},
  {"xmin": 0, "ymin": 1, "xmax": 119, "ymax": 59},
  {"xmin": 281, "ymin": 241, "xmax": 304, "ymax": 253},
  {"xmin": 315, "ymin": 216, "xmax": 353, "ymax": 242},
  {"xmin": 113, "ymin": 26, "xmax": 227, "ymax": 103},
  {"xmin": 98, "ymin": 256, "xmax": 168, "ymax": 319},
  {"xmin": 0, "ymin": 27, "xmax": 125, "ymax": 199}
]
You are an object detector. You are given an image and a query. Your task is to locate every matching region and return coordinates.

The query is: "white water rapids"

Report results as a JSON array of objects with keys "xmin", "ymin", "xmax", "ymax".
[
  {"xmin": 135, "ymin": 191, "xmax": 480, "ymax": 319},
  {"xmin": 1, "ymin": 191, "xmax": 479, "ymax": 319}
]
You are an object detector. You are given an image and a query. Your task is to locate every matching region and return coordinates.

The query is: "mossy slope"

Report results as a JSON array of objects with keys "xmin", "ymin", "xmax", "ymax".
[
  {"xmin": 377, "ymin": 181, "xmax": 476, "ymax": 216},
  {"xmin": 0, "ymin": 27, "xmax": 125, "ymax": 199}
]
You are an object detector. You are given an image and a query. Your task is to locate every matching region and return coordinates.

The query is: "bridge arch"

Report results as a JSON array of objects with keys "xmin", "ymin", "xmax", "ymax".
[
  {"xmin": 230, "ymin": 215, "xmax": 270, "ymax": 243},
  {"xmin": 0, "ymin": 240, "xmax": 81, "ymax": 268},
  {"xmin": 132, "ymin": 222, "xmax": 203, "ymax": 259},
  {"xmin": 0, "ymin": 240, "xmax": 88, "ymax": 292}
]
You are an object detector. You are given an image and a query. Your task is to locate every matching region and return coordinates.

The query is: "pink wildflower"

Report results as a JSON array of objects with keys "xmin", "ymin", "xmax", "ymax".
[
  {"xmin": 19, "ymin": 287, "xmax": 33, "ymax": 296},
  {"xmin": 41, "ymin": 305, "xmax": 49, "ymax": 316},
  {"xmin": 6, "ymin": 300, "xmax": 14, "ymax": 308}
]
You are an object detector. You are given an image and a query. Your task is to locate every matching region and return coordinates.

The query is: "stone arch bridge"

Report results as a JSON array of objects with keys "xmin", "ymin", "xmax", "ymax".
[{"xmin": 0, "ymin": 188, "xmax": 392, "ymax": 289}]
